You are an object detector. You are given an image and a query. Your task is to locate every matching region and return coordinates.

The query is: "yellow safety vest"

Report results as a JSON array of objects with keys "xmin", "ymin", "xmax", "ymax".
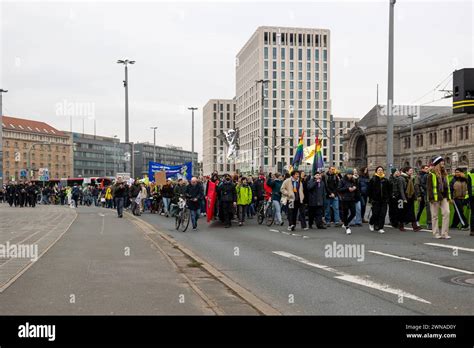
[
  {"xmin": 431, "ymin": 173, "xmax": 451, "ymax": 201},
  {"xmin": 468, "ymin": 173, "xmax": 474, "ymax": 198}
]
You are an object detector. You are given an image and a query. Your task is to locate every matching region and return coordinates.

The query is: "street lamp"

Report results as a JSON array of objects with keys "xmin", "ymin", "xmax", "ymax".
[
  {"xmin": 256, "ymin": 79, "xmax": 270, "ymax": 173},
  {"xmin": 0, "ymin": 88, "xmax": 8, "ymax": 186},
  {"xmin": 407, "ymin": 114, "xmax": 416, "ymax": 167},
  {"xmin": 117, "ymin": 59, "xmax": 135, "ymax": 176},
  {"xmin": 188, "ymin": 107, "xmax": 198, "ymax": 177},
  {"xmin": 150, "ymin": 126, "xmax": 158, "ymax": 163},
  {"xmin": 386, "ymin": 0, "xmax": 396, "ymax": 170},
  {"xmin": 113, "ymin": 135, "xmax": 118, "ymax": 176}
]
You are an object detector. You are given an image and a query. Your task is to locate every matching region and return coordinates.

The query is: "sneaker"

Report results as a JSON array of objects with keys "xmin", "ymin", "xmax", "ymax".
[
  {"xmin": 291, "ymin": 225, "xmax": 296, "ymax": 232},
  {"xmin": 192, "ymin": 227, "xmax": 197, "ymax": 231},
  {"xmin": 346, "ymin": 227, "xmax": 352, "ymax": 235},
  {"xmin": 287, "ymin": 226, "xmax": 292, "ymax": 231},
  {"xmin": 442, "ymin": 235, "xmax": 451, "ymax": 239},
  {"xmin": 378, "ymin": 229, "xmax": 385, "ymax": 234},
  {"xmin": 238, "ymin": 222, "xmax": 243, "ymax": 227},
  {"xmin": 434, "ymin": 234, "xmax": 442, "ymax": 239},
  {"xmin": 303, "ymin": 227, "xmax": 309, "ymax": 231},
  {"xmin": 369, "ymin": 224, "xmax": 375, "ymax": 232},
  {"xmin": 461, "ymin": 226, "xmax": 470, "ymax": 231}
]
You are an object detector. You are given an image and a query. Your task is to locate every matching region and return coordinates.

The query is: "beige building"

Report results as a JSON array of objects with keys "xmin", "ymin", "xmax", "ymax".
[
  {"xmin": 202, "ymin": 99, "xmax": 236, "ymax": 175},
  {"xmin": 235, "ymin": 26, "xmax": 331, "ymax": 174},
  {"xmin": 344, "ymin": 105, "xmax": 474, "ymax": 172},
  {"xmin": 2, "ymin": 116, "xmax": 73, "ymax": 181},
  {"xmin": 333, "ymin": 117, "xmax": 358, "ymax": 168}
]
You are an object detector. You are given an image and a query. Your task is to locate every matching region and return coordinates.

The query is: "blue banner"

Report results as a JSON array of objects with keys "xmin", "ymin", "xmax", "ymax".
[{"xmin": 148, "ymin": 161, "xmax": 192, "ymax": 182}]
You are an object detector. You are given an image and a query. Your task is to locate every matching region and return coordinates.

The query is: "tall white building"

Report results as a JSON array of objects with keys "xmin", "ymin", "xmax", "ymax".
[
  {"xmin": 235, "ymin": 26, "xmax": 331, "ymax": 174},
  {"xmin": 202, "ymin": 99, "xmax": 236, "ymax": 175}
]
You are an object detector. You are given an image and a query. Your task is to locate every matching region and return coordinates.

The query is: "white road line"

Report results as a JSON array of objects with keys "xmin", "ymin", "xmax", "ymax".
[
  {"xmin": 269, "ymin": 229, "xmax": 280, "ymax": 233},
  {"xmin": 368, "ymin": 250, "xmax": 474, "ymax": 275},
  {"xmin": 273, "ymin": 251, "xmax": 431, "ymax": 304},
  {"xmin": 424, "ymin": 243, "xmax": 474, "ymax": 253}
]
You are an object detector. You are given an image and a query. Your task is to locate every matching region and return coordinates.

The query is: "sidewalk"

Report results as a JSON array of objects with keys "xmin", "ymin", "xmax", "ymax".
[{"xmin": 0, "ymin": 205, "xmax": 215, "ymax": 314}]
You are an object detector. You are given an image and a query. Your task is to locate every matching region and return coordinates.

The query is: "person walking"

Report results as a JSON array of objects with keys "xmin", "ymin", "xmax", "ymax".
[
  {"xmin": 415, "ymin": 165, "xmax": 432, "ymax": 229},
  {"xmin": 467, "ymin": 168, "xmax": 474, "ymax": 236},
  {"xmin": 389, "ymin": 168, "xmax": 406, "ymax": 230},
  {"xmin": 359, "ymin": 167, "xmax": 370, "ymax": 223},
  {"xmin": 217, "ymin": 174, "xmax": 237, "ymax": 228},
  {"xmin": 281, "ymin": 170, "xmax": 306, "ymax": 232},
  {"xmin": 161, "ymin": 179, "xmax": 174, "ymax": 217},
  {"xmin": 185, "ymin": 177, "xmax": 204, "ymax": 231},
  {"xmin": 427, "ymin": 156, "xmax": 452, "ymax": 239},
  {"xmin": 400, "ymin": 167, "xmax": 422, "ymax": 232},
  {"xmin": 307, "ymin": 171, "xmax": 327, "ymax": 229},
  {"xmin": 350, "ymin": 168, "xmax": 363, "ymax": 227},
  {"xmin": 130, "ymin": 179, "xmax": 141, "ymax": 216},
  {"xmin": 113, "ymin": 179, "xmax": 126, "ymax": 218},
  {"xmin": 236, "ymin": 177, "xmax": 253, "ymax": 227},
  {"xmin": 337, "ymin": 168, "xmax": 358, "ymax": 235},
  {"xmin": 324, "ymin": 167, "xmax": 342, "ymax": 227},
  {"xmin": 450, "ymin": 168, "xmax": 469, "ymax": 231},
  {"xmin": 267, "ymin": 172, "xmax": 284, "ymax": 226},
  {"xmin": 368, "ymin": 166, "xmax": 390, "ymax": 233}
]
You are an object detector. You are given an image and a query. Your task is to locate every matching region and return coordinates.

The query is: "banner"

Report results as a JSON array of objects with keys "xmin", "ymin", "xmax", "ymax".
[{"xmin": 148, "ymin": 161, "xmax": 192, "ymax": 182}]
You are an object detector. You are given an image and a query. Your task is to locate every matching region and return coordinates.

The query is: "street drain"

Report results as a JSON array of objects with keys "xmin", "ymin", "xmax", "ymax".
[{"xmin": 447, "ymin": 275, "xmax": 474, "ymax": 287}]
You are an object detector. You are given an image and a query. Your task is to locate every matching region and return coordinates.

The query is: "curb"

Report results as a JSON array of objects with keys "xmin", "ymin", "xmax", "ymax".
[{"xmin": 125, "ymin": 212, "xmax": 281, "ymax": 316}]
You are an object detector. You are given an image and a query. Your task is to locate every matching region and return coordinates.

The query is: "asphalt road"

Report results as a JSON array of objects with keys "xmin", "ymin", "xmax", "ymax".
[{"xmin": 140, "ymin": 210, "xmax": 474, "ymax": 315}]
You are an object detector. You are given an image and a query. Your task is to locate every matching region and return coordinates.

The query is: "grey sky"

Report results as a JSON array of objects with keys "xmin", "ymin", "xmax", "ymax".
[{"xmin": 1, "ymin": 0, "xmax": 472, "ymax": 160}]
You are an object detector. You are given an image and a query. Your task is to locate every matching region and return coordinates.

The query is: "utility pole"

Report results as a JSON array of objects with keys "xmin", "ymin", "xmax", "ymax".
[
  {"xmin": 150, "ymin": 126, "xmax": 158, "ymax": 163},
  {"xmin": 103, "ymin": 147, "xmax": 107, "ymax": 177},
  {"xmin": 117, "ymin": 59, "xmax": 135, "ymax": 176},
  {"xmin": 386, "ymin": 0, "xmax": 396, "ymax": 170},
  {"xmin": 329, "ymin": 114, "xmax": 334, "ymax": 168},
  {"xmin": 0, "ymin": 89, "xmax": 7, "ymax": 186},
  {"xmin": 256, "ymin": 79, "xmax": 270, "ymax": 173},
  {"xmin": 408, "ymin": 114, "xmax": 415, "ymax": 167},
  {"xmin": 188, "ymin": 107, "xmax": 198, "ymax": 177}
]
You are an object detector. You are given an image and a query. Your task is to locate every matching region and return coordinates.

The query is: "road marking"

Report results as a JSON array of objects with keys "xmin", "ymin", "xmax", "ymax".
[
  {"xmin": 273, "ymin": 251, "xmax": 430, "ymax": 304},
  {"xmin": 270, "ymin": 229, "xmax": 280, "ymax": 233},
  {"xmin": 424, "ymin": 243, "xmax": 474, "ymax": 253},
  {"xmin": 368, "ymin": 250, "xmax": 474, "ymax": 275},
  {"xmin": 268, "ymin": 229, "xmax": 308, "ymax": 238}
]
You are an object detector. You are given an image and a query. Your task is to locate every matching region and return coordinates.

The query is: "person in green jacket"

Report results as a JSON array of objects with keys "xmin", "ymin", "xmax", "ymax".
[{"xmin": 236, "ymin": 177, "xmax": 253, "ymax": 226}]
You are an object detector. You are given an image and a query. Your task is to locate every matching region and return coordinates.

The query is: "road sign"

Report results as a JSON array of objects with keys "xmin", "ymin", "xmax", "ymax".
[{"xmin": 20, "ymin": 169, "xmax": 27, "ymax": 178}]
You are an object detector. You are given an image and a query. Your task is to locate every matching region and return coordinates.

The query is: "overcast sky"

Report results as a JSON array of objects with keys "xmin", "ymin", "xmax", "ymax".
[{"xmin": 1, "ymin": 0, "xmax": 472, "ymax": 160}]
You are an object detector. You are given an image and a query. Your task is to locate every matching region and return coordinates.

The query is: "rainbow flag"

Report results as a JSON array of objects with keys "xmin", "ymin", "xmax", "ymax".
[
  {"xmin": 289, "ymin": 131, "xmax": 305, "ymax": 173},
  {"xmin": 312, "ymin": 136, "xmax": 324, "ymax": 175}
]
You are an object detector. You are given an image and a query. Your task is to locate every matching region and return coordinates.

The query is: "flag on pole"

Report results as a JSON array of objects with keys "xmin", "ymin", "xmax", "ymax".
[
  {"xmin": 312, "ymin": 136, "xmax": 324, "ymax": 175},
  {"xmin": 289, "ymin": 131, "xmax": 305, "ymax": 173}
]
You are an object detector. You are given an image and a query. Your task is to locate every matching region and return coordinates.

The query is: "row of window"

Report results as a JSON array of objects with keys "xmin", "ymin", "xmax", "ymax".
[
  {"xmin": 3, "ymin": 141, "xmax": 68, "ymax": 152},
  {"xmin": 264, "ymin": 47, "xmax": 328, "ymax": 62},
  {"xmin": 213, "ymin": 103, "xmax": 236, "ymax": 112},
  {"xmin": 403, "ymin": 126, "xmax": 470, "ymax": 149},
  {"xmin": 264, "ymin": 60, "xmax": 327, "ymax": 73},
  {"xmin": 4, "ymin": 171, "xmax": 68, "ymax": 179},
  {"xmin": 263, "ymin": 32, "xmax": 328, "ymax": 48}
]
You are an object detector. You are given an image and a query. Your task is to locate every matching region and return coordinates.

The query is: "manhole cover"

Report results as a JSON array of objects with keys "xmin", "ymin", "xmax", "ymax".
[{"xmin": 448, "ymin": 275, "xmax": 474, "ymax": 287}]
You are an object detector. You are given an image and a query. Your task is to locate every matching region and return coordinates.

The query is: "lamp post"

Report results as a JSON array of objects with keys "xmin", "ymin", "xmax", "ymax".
[
  {"xmin": 407, "ymin": 114, "xmax": 416, "ymax": 167},
  {"xmin": 256, "ymin": 79, "xmax": 270, "ymax": 173},
  {"xmin": 188, "ymin": 107, "xmax": 198, "ymax": 177},
  {"xmin": 386, "ymin": 0, "xmax": 396, "ymax": 170},
  {"xmin": 113, "ymin": 135, "xmax": 118, "ymax": 176},
  {"xmin": 0, "ymin": 88, "xmax": 8, "ymax": 186},
  {"xmin": 150, "ymin": 126, "xmax": 158, "ymax": 163},
  {"xmin": 117, "ymin": 59, "xmax": 135, "ymax": 176}
]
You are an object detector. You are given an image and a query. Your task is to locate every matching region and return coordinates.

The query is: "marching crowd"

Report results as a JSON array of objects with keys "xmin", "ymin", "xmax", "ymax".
[{"xmin": 1, "ymin": 156, "xmax": 473, "ymax": 239}]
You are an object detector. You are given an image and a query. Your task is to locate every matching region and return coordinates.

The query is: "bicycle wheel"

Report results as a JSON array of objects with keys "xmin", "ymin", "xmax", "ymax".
[
  {"xmin": 179, "ymin": 208, "xmax": 190, "ymax": 232},
  {"xmin": 266, "ymin": 203, "xmax": 274, "ymax": 226},
  {"xmin": 257, "ymin": 203, "xmax": 264, "ymax": 225},
  {"xmin": 175, "ymin": 210, "xmax": 182, "ymax": 230}
]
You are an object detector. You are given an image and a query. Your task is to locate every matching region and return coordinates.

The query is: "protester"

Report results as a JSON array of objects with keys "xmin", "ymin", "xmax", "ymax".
[
  {"xmin": 281, "ymin": 170, "xmax": 307, "ymax": 232},
  {"xmin": 324, "ymin": 166, "xmax": 342, "ymax": 227},
  {"xmin": 307, "ymin": 171, "xmax": 326, "ymax": 229},
  {"xmin": 400, "ymin": 167, "xmax": 422, "ymax": 232},
  {"xmin": 236, "ymin": 177, "xmax": 253, "ymax": 226},
  {"xmin": 467, "ymin": 169, "xmax": 474, "ymax": 236},
  {"xmin": 217, "ymin": 174, "xmax": 237, "ymax": 228},
  {"xmin": 185, "ymin": 177, "xmax": 204, "ymax": 231},
  {"xmin": 415, "ymin": 165, "xmax": 432, "ymax": 229},
  {"xmin": 389, "ymin": 168, "xmax": 406, "ymax": 230},
  {"xmin": 338, "ymin": 168, "xmax": 358, "ymax": 235},
  {"xmin": 359, "ymin": 167, "xmax": 370, "ymax": 223},
  {"xmin": 368, "ymin": 166, "xmax": 390, "ymax": 233},
  {"xmin": 267, "ymin": 172, "xmax": 284, "ymax": 226},
  {"xmin": 427, "ymin": 156, "xmax": 451, "ymax": 239},
  {"xmin": 450, "ymin": 168, "xmax": 469, "ymax": 231}
]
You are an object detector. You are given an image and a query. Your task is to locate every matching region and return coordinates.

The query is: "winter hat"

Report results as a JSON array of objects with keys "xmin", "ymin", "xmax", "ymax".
[
  {"xmin": 432, "ymin": 156, "xmax": 443, "ymax": 166},
  {"xmin": 345, "ymin": 168, "xmax": 354, "ymax": 175},
  {"xmin": 391, "ymin": 167, "xmax": 398, "ymax": 175}
]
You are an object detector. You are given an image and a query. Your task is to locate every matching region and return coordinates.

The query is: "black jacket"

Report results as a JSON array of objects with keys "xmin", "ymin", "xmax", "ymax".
[
  {"xmin": 368, "ymin": 175, "xmax": 390, "ymax": 203},
  {"xmin": 113, "ymin": 184, "xmax": 126, "ymax": 198},
  {"xmin": 252, "ymin": 178, "xmax": 265, "ymax": 201},
  {"xmin": 130, "ymin": 184, "xmax": 141, "ymax": 198},
  {"xmin": 161, "ymin": 185, "xmax": 174, "ymax": 199},
  {"xmin": 307, "ymin": 178, "xmax": 326, "ymax": 207},
  {"xmin": 217, "ymin": 181, "xmax": 237, "ymax": 203},
  {"xmin": 325, "ymin": 173, "xmax": 341, "ymax": 197},
  {"xmin": 185, "ymin": 183, "xmax": 204, "ymax": 210},
  {"xmin": 337, "ymin": 175, "xmax": 358, "ymax": 202}
]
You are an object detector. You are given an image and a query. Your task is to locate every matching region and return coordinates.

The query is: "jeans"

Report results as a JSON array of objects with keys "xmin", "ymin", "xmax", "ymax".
[
  {"xmin": 116, "ymin": 197, "xmax": 124, "ymax": 216},
  {"xmin": 190, "ymin": 209, "xmax": 200, "ymax": 229},
  {"xmin": 350, "ymin": 201, "xmax": 362, "ymax": 225},
  {"xmin": 248, "ymin": 203, "xmax": 255, "ymax": 217},
  {"xmin": 324, "ymin": 196, "xmax": 341, "ymax": 223},
  {"xmin": 272, "ymin": 200, "xmax": 282, "ymax": 224},
  {"xmin": 237, "ymin": 205, "xmax": 248, "ymax": 223},
  {"xmin": 162, "ymin": 197, "xmax": 171, "ymax": 214}
]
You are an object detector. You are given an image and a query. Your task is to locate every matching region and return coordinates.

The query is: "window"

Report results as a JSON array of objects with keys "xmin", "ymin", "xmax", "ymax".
[
  {"xmin": 307, "ymin": 48, "xmax": 311, "ymax": 60},
  {"xmin": 290, "ymin": 48, "xmax": 294, "ymax": 60},
  {"xmin": 298, "ymin": 48, "xmax": 302, "ymax": 61},
  {"xmin": 465, "ymin": 126, "xmax": 469, "ymax": 140},
  {"xmin": 281, "ymin": 47, "xmax": 285, "ymax": 59},
  {"xmin": 272, "ymin": 47, "xmax": 277, "ymax": 59},
  {"xmin": 323, "ymin": 50, "xmax": 328, "ymax": 61},
  {"xmin": 264, "ymin": 47, "xmax": 268, "ymax": 59},
  {"xmin": 315, "ymin": 49, "xmax": 319, "ymax": 60},
  {"xmin": 459, "ymin": 127, "xmax": 464, "ymax": 140}
]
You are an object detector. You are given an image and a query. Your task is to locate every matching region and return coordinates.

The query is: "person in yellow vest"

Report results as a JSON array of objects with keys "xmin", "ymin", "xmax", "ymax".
[
  {"xmin": 449, "ymin": 168, "xmax": 469, "ymax": 231},
  {"xmin": 468, "ymin": 168, "xmax": 474, "ymax": 236},
  {"xmin": 426, "ymin": 156, "xmax": 451, "ymax": 239},
  {"xmin": 105, "ymin": 185, "xmax": 113, "ymax": 209}
]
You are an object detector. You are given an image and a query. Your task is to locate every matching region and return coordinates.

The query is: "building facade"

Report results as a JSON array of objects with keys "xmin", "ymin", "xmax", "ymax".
[
  {"xmin": 2, "ymin": 116, "xmax": 73, "ymax": 181},
  {"xmin": 344, "ymin": 105, "xmax": 474, "ymax": 172},
  {"xmin": 65, "ymin": 132, "xmax": 123, "ymax": 178},
  {"xmin": 202, "ymin": 98, "xmax": 237, "ymax": 175},
  {"xmin": 235, "ymin": 26, "xmax": 331, "ymax": 174},
  {"xmin": 133, "ymin": 143, "xmax": 198, "ymax": 179}
]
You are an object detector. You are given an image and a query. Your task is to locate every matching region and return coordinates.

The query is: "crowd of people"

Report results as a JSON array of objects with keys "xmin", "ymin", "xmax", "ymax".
[{"xmin": 1, "ymin": 156, "xmax": 473, "ymax": 239}]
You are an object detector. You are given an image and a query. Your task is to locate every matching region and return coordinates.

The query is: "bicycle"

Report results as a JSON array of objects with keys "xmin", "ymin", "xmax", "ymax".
[
  {"xmin": 175, "ymin": 196, "xmax": 190, "ymax": 232},
  {"xmin": 257, "ymin": 197, "xmax": 274, "ymax": 226}
]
